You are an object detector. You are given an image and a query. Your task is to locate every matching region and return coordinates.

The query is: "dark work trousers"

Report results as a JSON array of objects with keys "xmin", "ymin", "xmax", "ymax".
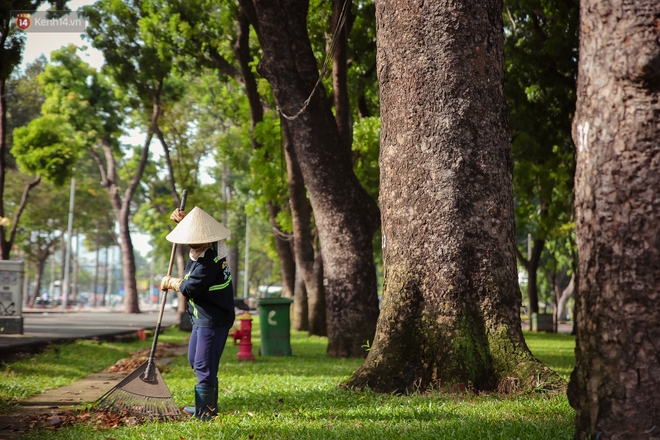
[{"xmin": 188, "ymin": 325, "xmax": 231, "ymax": 388}]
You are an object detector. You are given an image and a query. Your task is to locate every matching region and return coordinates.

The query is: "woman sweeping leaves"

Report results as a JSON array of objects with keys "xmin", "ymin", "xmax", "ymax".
[{"xmin": 160, "ymin": 206, "xmax": 235, "ymax": 421}]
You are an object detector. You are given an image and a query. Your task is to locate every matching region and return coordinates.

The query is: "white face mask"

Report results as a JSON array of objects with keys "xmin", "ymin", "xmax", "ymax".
[{"xmin": 189, "ymin": 243, "xmax": 212, "ymax": 261}]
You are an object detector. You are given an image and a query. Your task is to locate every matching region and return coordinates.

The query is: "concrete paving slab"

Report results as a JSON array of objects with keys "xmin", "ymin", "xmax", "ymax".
[{"xmin": 19, "ymin": 372, "xmax": 126, "ymax": 408}]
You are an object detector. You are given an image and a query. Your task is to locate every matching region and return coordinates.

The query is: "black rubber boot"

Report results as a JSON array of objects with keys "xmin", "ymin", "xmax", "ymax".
[{"xmin": 194, "ymin": 385, "xmax": 217, "ymax": 421}]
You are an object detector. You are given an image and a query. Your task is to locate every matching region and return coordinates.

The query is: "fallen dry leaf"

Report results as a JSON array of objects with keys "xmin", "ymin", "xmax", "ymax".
[
  {"xmin": 103, "ymin": 343, "xmax": 186, "ymax": 374},
  {"xmin": 20, "ymin": 407, "xmax": 180, "ymax": 435}
]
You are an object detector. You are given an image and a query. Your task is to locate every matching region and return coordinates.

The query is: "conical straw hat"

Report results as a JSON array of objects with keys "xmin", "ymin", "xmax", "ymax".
[{"xmin": 166, "ymin": 206, "xmax": 231, "ymax": 244}]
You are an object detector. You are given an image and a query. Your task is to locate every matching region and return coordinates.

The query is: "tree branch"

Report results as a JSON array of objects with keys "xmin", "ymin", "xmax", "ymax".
[
  {"xmin": 515, "ymin": 245, "xmax": 530, "ymax": 271},
  {"xmin": 208, "ymin": 46, "xmax": 241, "ymax": 82},
  {"xmin": 7, "ymin": 175, "xmax": 41, "ymax": 250},
  {"xmin": 149, "ymin": 82, "xmax": 180, "ymax": 208},
  {"xmin": 235, "ymin": 5, "xmax": 265, "ymax": 150},
  {"xmin": 121, "ymin": 126, "xmax": 153, "ymax": 217},
  {"xmin": 89, "ymin": 146, "xmax": 108, "ymax": 186}
]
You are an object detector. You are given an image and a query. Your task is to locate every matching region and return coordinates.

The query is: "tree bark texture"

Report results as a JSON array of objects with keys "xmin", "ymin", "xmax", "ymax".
[
  {"xmin": 243, "ymin": 0, "xmax": 380, "ymax": 357},
  {"xmin": 349, "ymin": 0, "xmax": 557, "ymax": 393},
  {"xmin": 569, "ymin": 1, "xmax": 660, "ymax": 438}
]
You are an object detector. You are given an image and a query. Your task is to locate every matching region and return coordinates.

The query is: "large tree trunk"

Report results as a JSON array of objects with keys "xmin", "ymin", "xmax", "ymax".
[
  {"xmin": 568, "ymin": 1, "xmax": 660, "ymax": 438},
  {"xmin": 242, "ymin": 0, "xmax": 380, "ymax": 358},
  {"xmin": 348, "ymin": 0, "xmax": 558, "ymax": 393},
  {"xmin": 283, "ymin": 119, "xmax": 326, "ymax": 336}
]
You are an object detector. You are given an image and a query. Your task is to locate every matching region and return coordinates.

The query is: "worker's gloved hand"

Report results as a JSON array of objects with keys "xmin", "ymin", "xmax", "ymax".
[
  {"xmin": 170, "ymin": 208, "xmax": 187, "ymax": 223},
  {"xmin": 161, "ymin": 275, "xmax": 183, "ymax": 292}
]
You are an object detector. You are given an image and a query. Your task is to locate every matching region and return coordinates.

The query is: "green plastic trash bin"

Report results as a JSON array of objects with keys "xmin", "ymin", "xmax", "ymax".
[
  {"xmin": 532, "ymin": 313, "xmax": 554, "ymax": 332},
  {"xmin": 257, "ymin": 297, "xmax": 293, "ymax": 356}
]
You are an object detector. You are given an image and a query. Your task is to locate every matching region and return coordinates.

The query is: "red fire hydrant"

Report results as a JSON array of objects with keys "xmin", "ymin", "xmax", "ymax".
[{"xmin": 232, "ymin": 312, "xmax": 255, "ymax": 361}]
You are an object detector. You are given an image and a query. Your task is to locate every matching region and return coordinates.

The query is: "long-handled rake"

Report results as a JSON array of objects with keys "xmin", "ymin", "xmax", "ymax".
[{"xmin": 95, "ymin": 191, "xmax": 187, "ymax": 420}]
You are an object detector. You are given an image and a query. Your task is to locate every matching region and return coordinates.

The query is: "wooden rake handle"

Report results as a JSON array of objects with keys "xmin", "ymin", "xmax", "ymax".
[{"xmin": 141, "ymin": 190, "xmax": 187, "ymax": 383}]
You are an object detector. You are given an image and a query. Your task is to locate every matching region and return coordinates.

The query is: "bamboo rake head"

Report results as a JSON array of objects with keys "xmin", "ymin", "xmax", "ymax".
[{"xmin": 95, "ymin": 361, "xmax": 181, "ymax": 420}]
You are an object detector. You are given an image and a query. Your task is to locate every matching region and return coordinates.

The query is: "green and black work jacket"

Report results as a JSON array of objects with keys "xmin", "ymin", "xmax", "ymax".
[{"xmin": 179, "ymin": 248, "xmax": 235, "ymax": 328}]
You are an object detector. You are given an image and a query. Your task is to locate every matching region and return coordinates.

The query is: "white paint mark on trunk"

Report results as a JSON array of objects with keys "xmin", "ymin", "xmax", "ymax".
[{"xmin": 577, "ymin": 122, "xmax": 590, "ymax": 153}]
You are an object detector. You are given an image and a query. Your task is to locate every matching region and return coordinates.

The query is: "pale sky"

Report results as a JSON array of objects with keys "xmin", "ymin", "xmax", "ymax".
[{"xmin": 21, "ymin": 0, "xmax": 103, "ymax": 71}]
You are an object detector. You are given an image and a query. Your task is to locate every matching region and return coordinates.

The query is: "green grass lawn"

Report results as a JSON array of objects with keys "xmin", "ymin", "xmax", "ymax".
[{"xmin": 2, "ymin": 318, "xmax": 577, "ymax": 439}]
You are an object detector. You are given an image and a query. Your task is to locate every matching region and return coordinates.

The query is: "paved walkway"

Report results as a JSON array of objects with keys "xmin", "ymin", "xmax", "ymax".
[{"xmin": 0, "ymin": 306, "xmax": 179, "ymax": 361}]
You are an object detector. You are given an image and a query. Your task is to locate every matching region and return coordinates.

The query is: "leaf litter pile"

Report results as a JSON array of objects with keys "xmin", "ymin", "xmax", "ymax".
[
  {"xmin": 15, "ymin": 342, "xmax": 187, "ymax": 434},
  {"xmin": 104, "ymin": 342, "xmax": 184, "ymax": 374},
  {"xmin": 21, "ymin": 407, "xmax": 161, "ymax": 432}
]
